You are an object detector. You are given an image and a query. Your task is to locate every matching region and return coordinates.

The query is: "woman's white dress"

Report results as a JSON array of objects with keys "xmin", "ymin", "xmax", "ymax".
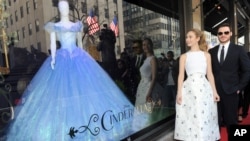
[
  {"xmin": 133, "ymin": 56, "xmax": 164, "ymax": 130},
  {"xmin": 174, "ymin": 51, "xmax": 220, "ymax": 141}
]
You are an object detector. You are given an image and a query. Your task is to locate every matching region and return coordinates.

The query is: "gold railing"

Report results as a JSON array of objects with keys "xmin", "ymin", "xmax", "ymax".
[{"xmin": 0, "ymin": 0, "xmax": 10, "ymax": 74}]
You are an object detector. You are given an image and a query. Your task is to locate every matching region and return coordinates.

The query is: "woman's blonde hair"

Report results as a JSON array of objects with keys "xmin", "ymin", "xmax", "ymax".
[{"xmin": 189, "ymin": 28, "xmax": 208, "ymax": 51}]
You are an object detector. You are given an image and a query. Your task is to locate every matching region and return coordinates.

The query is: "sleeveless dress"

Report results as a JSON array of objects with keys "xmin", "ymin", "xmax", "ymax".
[
  {"xmin": 133, "ymin": 56, "xmax": 164, "ymax": 131},
  {"xmin": 6, "ymin": 21, "xmax": 134, "ymax": 141},
  {"xmin": 174, "ymin": 51, "xmax": 220, "ymax": 141}
]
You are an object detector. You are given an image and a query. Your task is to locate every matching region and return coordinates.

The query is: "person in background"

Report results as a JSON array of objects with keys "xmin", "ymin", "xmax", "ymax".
[
  {"xmin": 133, "ymin": 37, "xmax": 164, "ymax": 130},
  {"xmin": 156, "ymin": 57, "xmax": 165, "ymax": 86},
  {"xmin": 130, "ymin": 40, "xmax": 146, "ymax": 102},
  {"xmin": 97, "ymin": 24, "xmax": 117, "ymax": 80},
  {"xmin": 162, "ymin": 51, "xmax": 177, "ymax": 107},
  {"xmin": 115, "ymin": 59, "xmax": 131, "ymax": 101},
  {"xmin": 132, "ymin": 40, "xmax": 145, "ymax": 69},
  {"xmin": 242, "ymin": 52, "xmax": 250, "ymax": 118},
  {"xmin": 209, "ymin": 23, "xmax": 250, "ymax": 133},
  {"xmin": 175, "ymin": 28, "xmax": 220, "ymax": 141},
  {"xmin": 237, "ymin": 91, "xmax": 244, "ymax": 122}
]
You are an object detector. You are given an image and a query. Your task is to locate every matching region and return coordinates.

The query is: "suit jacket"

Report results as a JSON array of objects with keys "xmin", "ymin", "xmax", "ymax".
[
  {"xmin": 130, "ymin": 53, "xmax": 146, "ymax": 86},
  {"xmin": 162, "ymin": 59, "xmax": 178, "ymax": 85},
  {"xmin": 96, "ymin": 28, "xmax": 116, "ymax": 63},
  {"xmin": 132, "ymin": 54, "xmax": 146, "ymax": 69},
  {"xmin": 209, "ymin": 43, "xmax": 250, "ymax": 94}
]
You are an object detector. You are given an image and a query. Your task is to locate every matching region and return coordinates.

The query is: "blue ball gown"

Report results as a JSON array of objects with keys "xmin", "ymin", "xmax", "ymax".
[{"xmin": 6, "ymin": 21, "xmax": 134, "ymax": 141}]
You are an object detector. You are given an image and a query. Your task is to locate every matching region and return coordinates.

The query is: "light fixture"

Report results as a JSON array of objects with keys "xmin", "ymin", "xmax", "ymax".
[{"xmin": 212, "ymin": 17, "xmax": 228, "ymax": 29}]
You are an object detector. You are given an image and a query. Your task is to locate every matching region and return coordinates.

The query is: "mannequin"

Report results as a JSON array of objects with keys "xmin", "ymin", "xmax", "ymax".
[
  {"xmin": 50, "ymin": 0, "xmax": 83, "ymax": 69},
  {"xmin": 6, "ymin": 1, "xmax": 134, "ymax": 141}
]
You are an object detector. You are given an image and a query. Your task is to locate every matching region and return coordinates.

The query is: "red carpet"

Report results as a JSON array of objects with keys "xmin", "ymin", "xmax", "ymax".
[{"xmin": 220, "ymin": 109, "xmax": 250, "ymax": 141}]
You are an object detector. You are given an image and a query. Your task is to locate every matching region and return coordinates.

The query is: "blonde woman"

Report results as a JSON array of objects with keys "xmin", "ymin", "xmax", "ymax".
[{"xmin": 174, "ymin": 29, "xmax": 220, "ymax": 141}]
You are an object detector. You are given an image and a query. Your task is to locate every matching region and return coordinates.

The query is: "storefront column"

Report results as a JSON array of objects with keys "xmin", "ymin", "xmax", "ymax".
[
  {"xmin": 178, "ymin": 0, "xmax": 203, "ymax": 53},
  {"xmin": 192, "ymin": 0, "xmax": 204, "ymax": 30},
  {"xmin": 245, "ymin": 19, "xmax": 250, "ymax": 51},
  {"xmin": 228, "ymin": 0, "xmax": 238, "ymax": 44}
]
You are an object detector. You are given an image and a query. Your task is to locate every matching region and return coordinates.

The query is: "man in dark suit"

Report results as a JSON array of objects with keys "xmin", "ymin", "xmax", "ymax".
[
  {"xmin": 209, "ymin": 23, "xmax": 250, "ymax": 133},
  {"xmin": 242, "ymin": 52, "xmax": 250, "ymax": 118},
  {"xmin": 129, "ymin": 40, "xmax": 146, "ymax": 103},
  {"xmin": 97, "ymin": 24, "xmax": 117, "ymax": 80},
  {"xmin": 132, "ymin": 40, "xmax": 146, "ymax": 69},
  {"xmin": 161, "ymin": 51, "xmax": 178, "ymax": 107}
]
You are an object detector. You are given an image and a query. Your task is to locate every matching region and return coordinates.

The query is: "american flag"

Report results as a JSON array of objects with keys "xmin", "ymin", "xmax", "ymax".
[
  {"xmin": 110, "ymin": 16, "xmax": 118, "ymax": 37},
  {"xmin": 86, "ymin": 9, "xmax": 100, "ymax": 35}
]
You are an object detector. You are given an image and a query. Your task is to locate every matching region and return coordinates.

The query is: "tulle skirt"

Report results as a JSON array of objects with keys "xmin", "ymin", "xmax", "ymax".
[{"xmin": 6, "ymin": 48, "xmax": 134, "ymax": 141}]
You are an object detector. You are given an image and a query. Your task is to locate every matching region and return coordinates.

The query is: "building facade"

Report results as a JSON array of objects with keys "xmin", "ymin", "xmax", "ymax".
[
  {"xmin": 5, "ymin": 0, "xmax": 124, "ymax": 57},
  {"xmin": 5, "ymin": 0, "xmax": 57, "ymax": 53},
  {"xmin": 123, "ymin": 1, "xmax": 181, "ymax": 57}
]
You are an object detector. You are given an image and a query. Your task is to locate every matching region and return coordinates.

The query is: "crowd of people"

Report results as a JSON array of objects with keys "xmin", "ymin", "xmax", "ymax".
[{"xmin": 100, "ymin": 38, "xmax": 180, "ymax": 109}]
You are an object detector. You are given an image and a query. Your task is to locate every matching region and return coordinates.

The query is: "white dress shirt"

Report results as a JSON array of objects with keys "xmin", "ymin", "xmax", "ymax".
[{"xmin": 218, "ymin": 41, "xmax": 230, "ymax": 61}]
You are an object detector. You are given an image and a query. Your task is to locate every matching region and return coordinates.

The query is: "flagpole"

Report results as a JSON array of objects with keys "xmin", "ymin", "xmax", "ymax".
[
  {"xmin": 106, "ymin": 0, "xmax": 110, "ymax": 22},
  {"xmin": 0, "ymin": 0, "xmax": 10, "ymax": 74},
  {"xmin": 114, "ymin": 12, "xmax": 120, "ymax": 55},
  {"xmin": 114, "ymin": 3, "xmax": 121, "ymax": 55}
]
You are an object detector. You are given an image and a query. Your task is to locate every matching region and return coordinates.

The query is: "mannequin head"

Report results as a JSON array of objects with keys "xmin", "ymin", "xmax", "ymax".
[{"xmin": 58, "ymin": 0, "xmax": 69, "ymax": 17}]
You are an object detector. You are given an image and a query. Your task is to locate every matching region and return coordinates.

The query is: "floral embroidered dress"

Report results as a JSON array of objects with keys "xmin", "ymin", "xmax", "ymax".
[
  {"xmin": 174, "ymin": 51, "xmax": 220, "ymax": 141},
  {"xmin": 6, "ymin": 21, "xmax": 134, "ymax": 141}
]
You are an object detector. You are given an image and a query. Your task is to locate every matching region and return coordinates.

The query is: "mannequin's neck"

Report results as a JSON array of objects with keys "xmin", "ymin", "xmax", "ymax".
[{"xmin": 60, "ymin": 15, "xmax": 69, "ymax": 22}]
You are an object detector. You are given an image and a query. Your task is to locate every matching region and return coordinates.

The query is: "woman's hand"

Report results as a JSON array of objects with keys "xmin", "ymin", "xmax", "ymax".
[
  {"xmin": 176, "ymin": 94, "xmax": 182, "ymax": 105},
  {"xmin": 214, "ymin": 94, "xmax": 220, "ymax": 102},
  {"xmin": 146, "ymin": 94, "xmax": 152, "ymax": 102}
]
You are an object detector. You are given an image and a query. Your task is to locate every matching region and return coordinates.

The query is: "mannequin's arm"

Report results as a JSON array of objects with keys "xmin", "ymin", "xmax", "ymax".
[
  {"xmin": 50, "ymin": 32, "xmax": 56, "ymax": 69},
  {"xmin": 77, "ymin": 22, "xmax": 84, "ymax": 49},
  {"xmin": 77, "ymin": 31, "xmax": 83, "ymax": 49}
]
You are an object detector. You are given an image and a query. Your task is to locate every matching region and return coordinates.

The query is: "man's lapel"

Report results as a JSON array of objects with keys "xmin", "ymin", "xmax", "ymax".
[
  {"xmin": 214, "ymin": 46, "xmax": 220, "ymax": 65},
  {"xmin": 224, "ymin": 43, "xmax": 233, "ymax": 62}
]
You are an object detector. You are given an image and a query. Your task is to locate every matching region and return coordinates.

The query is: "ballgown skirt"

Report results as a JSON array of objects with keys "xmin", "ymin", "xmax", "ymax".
[
  {"xmin": 174, "ymin": 73, "xmax": 220, "ymax": 141},
  {"xmin": 6, "ymin": 48, "xmax": 134, "ymax": 141}
]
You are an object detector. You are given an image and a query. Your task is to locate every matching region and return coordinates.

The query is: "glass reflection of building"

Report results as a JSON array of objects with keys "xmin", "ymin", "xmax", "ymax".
[
  {"xmin": 121, "ymin": 2, "xmax": 178, "ymax": 140},
  {"xmin": 123, "ymin": 1, "xmax": 181, "ymax": 57}
]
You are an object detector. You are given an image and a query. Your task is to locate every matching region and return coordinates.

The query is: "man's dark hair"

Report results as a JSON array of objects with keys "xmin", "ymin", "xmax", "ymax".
[
  {"xmin": 99, "ymin": 27, "xmax": 116, "ymax": 43},
  {"xmin": 132, "ymin": 39, "xmax": 142, "ymax": 47},
  {"xmin": 217, "ymin": 23, "xmax": 232, "ymax": 31},
  {"xmin": 103, "ymin": 24, "xmax": 108, "ymax": 28},
  {"xmin": 167, "ymin": 51, "xmax": 174, "ymax": 57}
]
